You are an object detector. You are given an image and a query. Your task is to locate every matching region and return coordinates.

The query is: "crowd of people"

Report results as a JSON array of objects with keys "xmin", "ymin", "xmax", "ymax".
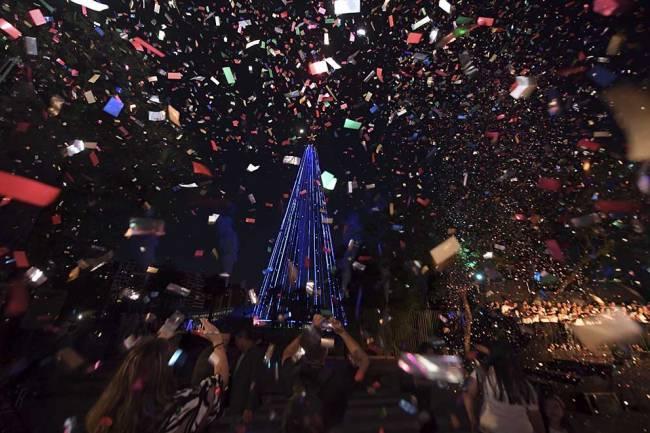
[
  {"xmin": 80, "ymin": 312, "xmax": 581, "ymax": 433},
  {"xmin": 2, "ymin": 280, "xmax": 587, "ymax": 433},
  {"xmin": 488, "ymin": 300, "xmax": 650, "ymax": 325},
  {"xmin": 80, "ymin": 312, "xmax": 370, "ymax": 433}
]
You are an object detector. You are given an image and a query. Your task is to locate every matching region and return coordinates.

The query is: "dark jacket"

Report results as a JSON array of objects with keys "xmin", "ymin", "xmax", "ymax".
[{"xmin": 229, "ymin": 345, "xmax": 265, "ymax": 414}]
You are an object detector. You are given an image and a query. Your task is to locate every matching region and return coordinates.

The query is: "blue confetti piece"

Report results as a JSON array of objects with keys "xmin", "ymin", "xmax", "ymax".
[
  {"xmin": 103, "ymin": 97, "xmax": 124, "ymax": 117},
  {"xmin": 588, "ymin": 65, "xmax": 616, "ymax": 88},
  {"xmin": 94, "ymin": 27, "xmax": 104, "ymax": 37}
]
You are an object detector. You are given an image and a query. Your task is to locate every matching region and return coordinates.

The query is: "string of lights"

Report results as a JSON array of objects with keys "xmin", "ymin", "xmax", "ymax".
[{"xmin": 254, "ymin": 145, "xmax": 347, "ymax": 326}]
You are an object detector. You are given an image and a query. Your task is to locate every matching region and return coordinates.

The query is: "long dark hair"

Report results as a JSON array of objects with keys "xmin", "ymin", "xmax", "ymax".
[
  {"xmin": 86, "ymin": 337, "xmax": 176, "ymax": 433},
  {"xmin": 486, "ymin": 341, "xmax": 536, "ymax": 405}
]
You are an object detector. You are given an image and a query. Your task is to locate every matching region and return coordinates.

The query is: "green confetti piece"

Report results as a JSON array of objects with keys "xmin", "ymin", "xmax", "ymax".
[
  {"xmin": 456, "ymin": 16, "xmax": 474, "ymax": 25},
  {"xmin": 222, "ymin": 67, "xmax": 235, "ymax": 85},
  {"xmin": 453, "ymin": 27, "xmax": 470, "ymax": 37},
  {"xmin": 321, "ymin": 171, "xmax": 337, "ymax": 190},
  {"xmin": 344, "ymin": 118, "xmax": 362, "ymax": 129}
]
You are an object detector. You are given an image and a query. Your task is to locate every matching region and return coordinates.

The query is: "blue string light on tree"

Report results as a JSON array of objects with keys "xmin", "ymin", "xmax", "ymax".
[{"xmin": 254, "ymin": 145, "xmax": 347, "ymax": 326}]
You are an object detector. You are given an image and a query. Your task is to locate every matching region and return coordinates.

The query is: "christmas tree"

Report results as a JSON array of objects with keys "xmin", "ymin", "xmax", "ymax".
[{"xmin": 254, "ymin": 145, "xmax": 346, "ymax": 326}]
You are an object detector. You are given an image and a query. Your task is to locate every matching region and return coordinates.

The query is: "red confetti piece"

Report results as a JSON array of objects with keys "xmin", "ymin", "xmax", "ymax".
[
  {"xmin": 89, "ymin": 151, "xmax": 100, "ymax": 167},
  {"xmin": 13, "ymin": 251, "xmax": 29, "ymax": 268},
  {"xmin": 192, "ymin": 161, "xmax": 212, "ymax": 177},
  {"xmin": 477, "ymin": 17, "xmax": 494, "ymax": 26},
  {"xmin": 388, "ymin": 15, "xmax": 394, "ymax": 27},
  {"xmin": 376, "ymin": 67, "xmax": 383, "ymax": 82},
  {"xmin": 416, "ymin": 197, "xmax": 430, "ymax": 207},
  {"xmin": 194, "ymin": 250, "xmax": 204, "ymax": 257},
  {"xmin": 537, "ymin": 177, "xmax": 561, "ymax": 192},
  {"xmin": 51, "ymin": 214, "xmax": 62, "ymax": 225},
  {"xmin": 167, "ymin": 72, "xmax": 182, "ymax": 80},
  {"xmin": 245, "ymin": 218, "xmax": 256, "ymax": 224},
  {"xmin": 0, "ymin": 171, "xmax": 61, "ymax": 207},
  {"xmin": 406, "ymin": 32, "xmax": 422, "ymax": 44},
  {"xmin": 0, "ymin": 19, "xmax": 22, "ymax": 40},
  {"xmin": 595, "ymin": 200, "xmax": 640, "ymax": 213},
  {"xmin": 28, "ymin": 9, "xmax": 46, "ymax": 26},
  {"xmin": 545, "ymin": 239, "xmax": 565, "ymax": 262},
  {"xmin": 593, "ymin": 0, "xmax": 625, "ymax": 16},
  {"xmin": 130, "ymin": 37, "xmax": 166, "ymax": 58},
  {"xmin": 485, "ymin": 131, "xmax": 500, "ymax": 143},
  {"xmin": 577, "ymin": 138, "xmax": 600, "ymax": 152}
]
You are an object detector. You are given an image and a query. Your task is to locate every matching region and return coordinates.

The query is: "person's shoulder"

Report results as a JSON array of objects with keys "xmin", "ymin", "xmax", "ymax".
[{"xmin": 251, "ymin": 344, "xmax": 266, "ymax": 357}]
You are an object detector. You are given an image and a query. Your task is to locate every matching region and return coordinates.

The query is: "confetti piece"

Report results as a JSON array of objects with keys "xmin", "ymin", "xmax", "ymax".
[
  {"xmin": 0, "ymin": 171, "xmax": 60, "ymax": 207},
  {"xmin": 509, "ymin": 76, "xmax": 537, "ymax": 99},
  {"xmin": 334, "ymin": 0, "xmax": 361, "ymax": 15},
  {"xmin": 28, "ymin": 9, "xmax": 47, "ymax": 26},
  {"xmin": 572, "ymin": 310, "xmax": 641, "ymax": 351},
  {"xmin": 603, "ymin": 86, "xmax": 650, "ymax": 161},
  {"xmin": 321, "ymin": 171, "xmax": 337, "ymax": 190},
  {"xmin": 283, "ymin": 156, "xmax": 301, "ymax": 165},
  {"xmin": 103, "ymin": 97, "xmax": 124, "ymax": 117},
  {"xmin": 406, "ymin": 32, "xmax": 423, "ymax": 44},
  {"xmin": 411, "ymin": 17, "xmax": 431, "ymax": 31},
  {"xmin": 438, "ymin": 0, "xmax": 452, "ymax": 14},
  {"xmin": 70, "ymin": 0, "xmax": 108, "ymax": 12},
  {"xmin": 223, "ymin": 67, "xmax": 236, "ymax": 85},
  {"xmin": 192, "ymin": 161, "xmax": 212, "ymax": 177},
  {"xmin": 430, "ymin": 236, "xmax": 460, "ymax": 270},
  {"xmin": 309, "ymin": 60, "xmax": 328, "ymax": 75},
  {"xmin": 595, "ymin": 200, "xmax": 639, "ymax": 213},
  {"xmin": 477, "ymin": 17, "xmax": 494, "ymax": 26},
  {"xmin": 592, "ymin": 0, "xmax": 626, "ymax": 16},
  {"xmin": 537, "ymin": 177, "xmax": 561, "ymax": 192},
  {"xmin": 577, "ymin": 138, "xmax": 601, "ymax": 152},
  {"xmin": 130, "ymin": 37, "xmax": 166, "ymax": 58},
  {"xmin": 167, "ymin": 105, "xmax": 180, "ymax": 126},
  {"xmin": 13, "ymin": 251, "xmax": 29, "ymax": 268},
  {"xmin": 588, "ymin": 65, "xmax": 617, "ymax": 87},
  {"xmin": 0, "ymin": 19, "xmax": 22, "ymax": 40},
  {"xmin": 545, "ymin": 239, "xmax": 565, "ymax": 262},
  {"xmin": 344, "ymin": 118, "xmax": 362, "ymax": 129}
]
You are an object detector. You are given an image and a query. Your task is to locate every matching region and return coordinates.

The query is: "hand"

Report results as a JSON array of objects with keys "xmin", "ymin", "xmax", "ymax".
[
  {"xmin": 331, "ymin": 318, "xmax": 345, "ymax": 335},
  {"xmin": 312, "ymin": 314, "xmax": 325, "ymax": 329},
  {"xmin": 242, "ymin": 409, "xmax": 253, "ymax": 424},
  {"xmin": 196, "ymin": 318, "xmax": 224, "ymax": 346}
]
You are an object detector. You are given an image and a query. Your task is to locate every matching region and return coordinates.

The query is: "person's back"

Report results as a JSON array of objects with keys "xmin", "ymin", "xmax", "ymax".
[
  {"xmin": 464, "ymin": 341, "xmax": 544, "ymax": 433},
  {"xmin": 475, "ymin": 367, "xmax": 538, "ymax": 433}
]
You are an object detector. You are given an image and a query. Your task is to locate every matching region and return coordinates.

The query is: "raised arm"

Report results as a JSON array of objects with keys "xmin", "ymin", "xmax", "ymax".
[
  {"xmin": 197, "ymin": 318, "xmax": 230, "ymax": 387},
  {"xmin": 282, "ymin": 314, "xmax": 326, "ymax": 364},
  {"xmin": 281, "ymin": 335, "xmax": 302, "ymax": 365},
  {"xmin": 331, "ymin": 319, "xmax": 370, "ymax": 382}
]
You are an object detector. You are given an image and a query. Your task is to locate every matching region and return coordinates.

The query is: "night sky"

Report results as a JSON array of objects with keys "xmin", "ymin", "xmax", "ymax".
[{"xmin": 0, "ymin": 0, "xmax": 649, "ymax": 304}]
